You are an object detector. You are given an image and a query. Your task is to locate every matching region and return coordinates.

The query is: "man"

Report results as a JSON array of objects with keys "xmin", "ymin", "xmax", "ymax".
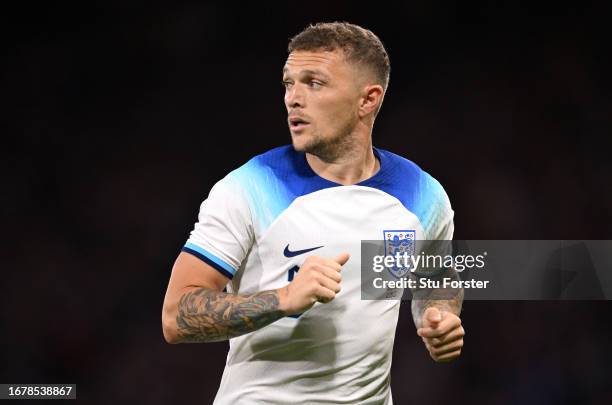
[{"xmin": 162, "ymin": 22, "xmax": 464, "ymax": 404}]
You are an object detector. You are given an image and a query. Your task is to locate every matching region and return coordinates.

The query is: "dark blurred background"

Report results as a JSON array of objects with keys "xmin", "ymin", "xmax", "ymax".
[{"xmin": 3, "ymin": 1, "xmax": 612, "ymax": 404}]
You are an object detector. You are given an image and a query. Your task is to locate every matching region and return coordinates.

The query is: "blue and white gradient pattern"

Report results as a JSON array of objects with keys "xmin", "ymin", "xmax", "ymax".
[{"xmin": 183, "ymin": 145, "xmax": 452, "ymax": 278}]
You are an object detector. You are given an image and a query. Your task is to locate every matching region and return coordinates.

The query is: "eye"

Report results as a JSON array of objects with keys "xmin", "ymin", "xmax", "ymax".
[
  {"xmin": 282, "ymin": 80, "xmax": 293, "ymax": 89},
  {"xmin": 308, "ymin": 80, "xmax": 322, "ymax": 89}
]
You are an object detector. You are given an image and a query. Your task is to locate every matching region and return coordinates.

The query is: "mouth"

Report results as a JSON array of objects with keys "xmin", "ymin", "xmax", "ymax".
[{"xmin": 288, "ymin": 116, "xmax": 310, "ymax": 132}]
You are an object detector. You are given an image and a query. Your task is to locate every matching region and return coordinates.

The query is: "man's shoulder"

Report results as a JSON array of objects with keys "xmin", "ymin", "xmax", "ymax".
[
  {"xmin": 251, "ymin": 144, "xmax": 295, "ymax": 164},
  {"xmin": 376, "ymin": 148, "xmax": 447, "ymax": 194},
  {"xmin": 218, "ymin": 145, "xmax": 309, "ymax": 204},
  {"xmin": 373, "ymin": 148, "xmax": 451, "ymax": 219},
  {"xmin": 227, "ymin": 145, "xmax": 296, "ymax": 179},
  {"xmin": 377, "ymin": 148, "xmax": 423, "ymax": 177}
]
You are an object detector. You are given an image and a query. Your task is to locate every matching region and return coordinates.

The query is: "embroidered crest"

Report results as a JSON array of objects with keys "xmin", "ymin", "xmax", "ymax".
[{"xmin": 383, "ymin": 230, "xmax": 416, "ymax": 278}]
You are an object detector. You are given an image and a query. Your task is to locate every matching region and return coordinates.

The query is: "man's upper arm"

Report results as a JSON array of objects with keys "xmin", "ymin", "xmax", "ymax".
[
  {"xmin": 166, "ymin": 174, "xmax": 253, "ymax": 295},
  {"xmin": 165, "ymin": 176, "xmax": 251, "ymax": 305},
  {"xmin": 162, "ymin": 174, "xmax": 253, "ymax": 341},
  {"xmin": 182, "ymin": 176, "xmax": 254, "ymax": 279},
  {"xmin": 167, "ymin": 251, "xmax": 230, "ymax": 296}
]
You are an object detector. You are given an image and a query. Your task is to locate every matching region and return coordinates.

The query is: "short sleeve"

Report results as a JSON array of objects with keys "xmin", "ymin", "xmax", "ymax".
[
  {"xmin": 428, "ymin": 188, "xmax": 454, "ymax": 242},
  {"xmin": 426, "ymin": 189, "xmax": 454, "ymax": 261},
  {"xmin": 413, "ymin": 174, "xmax": 455, "ymax": 276},
  {"xmin": 418, "ymin": 172, "xmax": 454, "ymax": 242},
  {"xmin": 182, "ymin": 177, "xmax": 253, "ymax": 279}
]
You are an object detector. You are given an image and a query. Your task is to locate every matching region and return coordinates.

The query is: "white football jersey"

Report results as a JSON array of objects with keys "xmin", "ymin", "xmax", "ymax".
[{"xmin": 183, "ymin": 146, "xmax": 454, "ymax": 404}]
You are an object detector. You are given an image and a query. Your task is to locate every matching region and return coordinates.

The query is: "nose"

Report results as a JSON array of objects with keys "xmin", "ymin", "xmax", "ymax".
[{"xmin": 284, "ymin": 83, "xmax": 304, "ymax": 109}]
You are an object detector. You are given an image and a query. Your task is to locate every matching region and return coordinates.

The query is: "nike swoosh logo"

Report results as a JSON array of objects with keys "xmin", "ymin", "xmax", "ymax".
[{"xmin": 283, "ymin": 244, "xmax": 324, "ymax": 257}]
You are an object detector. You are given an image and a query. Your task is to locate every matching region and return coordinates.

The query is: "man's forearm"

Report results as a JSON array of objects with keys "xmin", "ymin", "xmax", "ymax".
[{"xmin": 173, "ymin": 288, "xmax": 284, "ymax": 343}]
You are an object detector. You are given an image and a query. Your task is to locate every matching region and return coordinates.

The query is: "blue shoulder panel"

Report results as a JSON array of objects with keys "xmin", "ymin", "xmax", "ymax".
[
  {"xmin": 227, "ymin": 146, "xmax": 339, "ymax": 231},
  {"xmin": 226, "ymin": 145, "xmax": 449, "ymax": 237},
  {"xmin": 362, "ymin": 149, "xmax": 450, "ymax": 239}
]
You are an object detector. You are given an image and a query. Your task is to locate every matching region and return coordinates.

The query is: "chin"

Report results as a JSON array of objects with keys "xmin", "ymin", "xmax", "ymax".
[{"xmin": 290, "ymin": 134, "xmax": 311, "ymax": 152}]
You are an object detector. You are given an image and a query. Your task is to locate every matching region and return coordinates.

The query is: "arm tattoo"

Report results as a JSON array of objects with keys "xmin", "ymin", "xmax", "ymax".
[
  {"xmin": 410, "ymin": 266, "xmax": 464, "ymax": 328},
  {"xmin": 176, "ymin": 288, "xmax": 284, "ymax": 343}
]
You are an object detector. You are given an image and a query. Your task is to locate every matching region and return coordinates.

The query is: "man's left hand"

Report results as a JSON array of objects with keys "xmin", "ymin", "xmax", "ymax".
[{"xmin": 417, "ymin": 307, "xmax": 465, "ymax": 363}]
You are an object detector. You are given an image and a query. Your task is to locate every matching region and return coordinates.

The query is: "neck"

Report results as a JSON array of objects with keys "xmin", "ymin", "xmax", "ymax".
[{"xmin": 306, "ymin": 134, "xmax": 379, "ymax": 185}]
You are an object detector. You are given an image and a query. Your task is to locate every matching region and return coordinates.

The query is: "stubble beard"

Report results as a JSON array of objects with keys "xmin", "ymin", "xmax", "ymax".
[{"xmin": 293, "ymin": 118, "xmax": 358, "ymax": 163}]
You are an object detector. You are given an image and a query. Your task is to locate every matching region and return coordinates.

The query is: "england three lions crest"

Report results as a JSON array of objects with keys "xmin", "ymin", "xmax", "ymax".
[{"xmin": 383, "ymin": 230, "xmax": 416, "ymax": 278}]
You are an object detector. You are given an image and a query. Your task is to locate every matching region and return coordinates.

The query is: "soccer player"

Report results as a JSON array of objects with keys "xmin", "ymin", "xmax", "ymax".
[{"xmin": 162, "ymin": 22, "xmax": 464, "ymax": 404}]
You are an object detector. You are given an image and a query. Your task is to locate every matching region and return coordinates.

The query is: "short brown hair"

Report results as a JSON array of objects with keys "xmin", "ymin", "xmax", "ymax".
[{"xmin": 288, "ymin": 22, "xmax": 390, "ymax": 91}]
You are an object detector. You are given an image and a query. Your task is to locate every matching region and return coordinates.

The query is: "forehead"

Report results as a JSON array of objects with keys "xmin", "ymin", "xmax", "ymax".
[{"xmin": 283, "ymin": 50, "xmax": 349, "ymax": 76}]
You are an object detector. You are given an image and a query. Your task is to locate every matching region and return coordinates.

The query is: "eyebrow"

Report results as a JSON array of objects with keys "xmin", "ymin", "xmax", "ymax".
[{"xmin": 282, "ymin": 67, "xmax": 330, "ymax": 80}]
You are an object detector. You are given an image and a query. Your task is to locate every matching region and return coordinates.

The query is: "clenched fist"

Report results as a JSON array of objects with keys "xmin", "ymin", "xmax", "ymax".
[
  {"xmin": 417, "ymin": 307, "xmax": 465, "ymax": 362},
  {"xmin": 278, "ymin": 253, "xmax": 350, "ymax": 316}
]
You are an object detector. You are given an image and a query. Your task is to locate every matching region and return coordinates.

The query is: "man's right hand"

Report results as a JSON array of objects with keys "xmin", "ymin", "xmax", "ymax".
[{"xmin": 278, "ymin": 253, "xmax": 350, "ymax": 316}]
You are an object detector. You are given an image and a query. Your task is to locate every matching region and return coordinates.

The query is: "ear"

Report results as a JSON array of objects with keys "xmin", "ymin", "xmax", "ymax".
[{"xmin": 359, "ymin": 84, "xmax": 385, "ymax": 118}]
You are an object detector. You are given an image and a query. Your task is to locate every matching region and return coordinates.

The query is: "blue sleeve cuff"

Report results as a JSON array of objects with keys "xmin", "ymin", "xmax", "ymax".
[{"xmin": 181, "ymin": 242, "xmax": 236, "ymax": 279}]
